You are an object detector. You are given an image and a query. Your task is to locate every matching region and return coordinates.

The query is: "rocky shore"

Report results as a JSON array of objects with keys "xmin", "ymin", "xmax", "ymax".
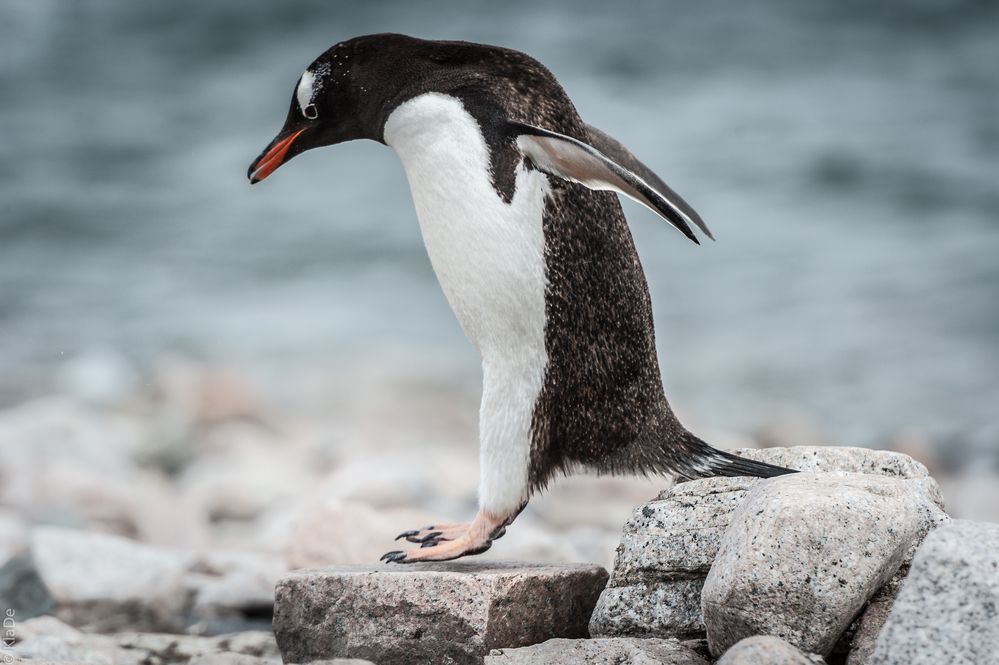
[{"xmin": 1, "ymin": 357, "xmax": 997, "ymax": 663}]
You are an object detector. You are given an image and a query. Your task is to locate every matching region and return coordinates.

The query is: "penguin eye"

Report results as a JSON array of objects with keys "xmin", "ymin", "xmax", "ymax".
[{"xmin": 303, "ymin": 104, "xmax": 318, "ymax": 120}]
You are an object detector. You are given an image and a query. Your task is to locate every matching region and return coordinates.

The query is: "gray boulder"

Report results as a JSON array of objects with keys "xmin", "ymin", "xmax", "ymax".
[
  {"xmin": 868, "ymin": 520, "xmax": 999, "ymax": 665},
  {"xmin": 589, "ymin": 476, "xmax": 758, "ymax": 638},
  {"xmin": 273, "ymin": 561, "xmax": 608, "ymax": 665},
  {"xmin": 31, "ymin": 526, "xmax": 192, "ymax": 633},
  {"xmin": 485, "ymin": 637, "xmax": 710, "ymax": 664},
  {"xmin": 24, "ymin": 527, "xmax": 287, "ymax": 635},
  {"xmin": 590, "ymin": 447, "xmax": 941, "ymax": 640},
  {"xmin": 717, "ymin": 636, "xmax": 823, "ymax": 664},
  {"xmin": 702, "ymin": 472, "xmax": 947, "ymax": 657}
]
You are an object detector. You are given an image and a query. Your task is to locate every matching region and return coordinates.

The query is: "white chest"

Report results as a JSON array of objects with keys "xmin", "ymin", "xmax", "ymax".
[
  {"xmin": 383, "ymin": 93, "xmax": 550, "ymax": 357},
  {"xmin": 384, "ymin": 93, "xmax": 550, "ymax": 515}
]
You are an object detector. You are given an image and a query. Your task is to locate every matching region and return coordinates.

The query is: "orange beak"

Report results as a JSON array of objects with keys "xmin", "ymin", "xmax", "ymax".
[{"xmin": 248, "ymin": 128, "xmax": 307, "ymax": 184}]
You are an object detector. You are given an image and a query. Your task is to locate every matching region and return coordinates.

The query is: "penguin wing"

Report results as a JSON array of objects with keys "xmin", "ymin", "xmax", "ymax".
[{"xmin": 510, "ymin": 121, "xmax": 712, "ymax": 244}]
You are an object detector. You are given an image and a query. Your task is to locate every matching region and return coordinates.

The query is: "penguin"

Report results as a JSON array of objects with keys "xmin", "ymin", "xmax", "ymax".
[{"xmin": 248, "ymin": 34, "xmax": 794, "ymax": 563}]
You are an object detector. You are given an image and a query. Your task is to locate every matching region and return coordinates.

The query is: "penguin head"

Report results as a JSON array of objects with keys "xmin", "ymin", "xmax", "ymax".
[
  {"xmin": 248, "ymin": 34, "xmax": 445, "ymax": 184},
  {"xmin": 247, "ymin": 34, "xmax": 712, "ymax": 242}
]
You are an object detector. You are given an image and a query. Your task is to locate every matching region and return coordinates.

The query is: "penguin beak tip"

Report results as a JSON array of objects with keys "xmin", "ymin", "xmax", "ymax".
[{"xmin": 247, "ymin": 127, "xmax": 307, "ymax": 185}]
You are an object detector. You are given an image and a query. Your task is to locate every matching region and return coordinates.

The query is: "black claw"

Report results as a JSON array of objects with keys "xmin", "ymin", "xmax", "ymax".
[
  {"xmin": 395, "ymin": 530, "xmax": 420, "ymax": 541},
  {"xmin": 411, "ymin": 531, "xmax": 442, "ymax": 544},
  {"xmin": 420, "ymin": 538, "xmax": 442, "ymax": 548},
  {"xmin": 380, "ymin": 550, "xmax": 407, "ymax": 564}
]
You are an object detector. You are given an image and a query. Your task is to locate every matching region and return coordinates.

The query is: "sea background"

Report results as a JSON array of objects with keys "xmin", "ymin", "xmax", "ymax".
[{"xmin": 1, "ymin": 0, "xmax": 997, "ymax": 540}]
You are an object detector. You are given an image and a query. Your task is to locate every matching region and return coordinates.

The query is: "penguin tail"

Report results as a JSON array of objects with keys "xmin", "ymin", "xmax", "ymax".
[{"xmin": 673, "ymin": 431, "xmax": 796, "ymax": 480}]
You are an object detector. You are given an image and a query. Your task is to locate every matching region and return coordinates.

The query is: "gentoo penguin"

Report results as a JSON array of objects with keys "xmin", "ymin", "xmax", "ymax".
[{"xmin": 248, "ymin": 34, "xmax": 794, "ymax": 563}]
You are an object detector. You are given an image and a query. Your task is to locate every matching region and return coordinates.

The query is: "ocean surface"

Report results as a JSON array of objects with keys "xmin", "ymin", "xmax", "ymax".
[{"xmin": 1, "ymin": 1, "xmax": 997, "ymax": 466}]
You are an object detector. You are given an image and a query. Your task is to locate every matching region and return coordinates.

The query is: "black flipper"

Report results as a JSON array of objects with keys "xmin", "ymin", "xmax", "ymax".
[
  {"xmin": 509, "ymin": 121, "xmax": 711, "ymax": 245},
  {"xmin": 583, "ymin": 124, "xmax": 714, "ymax": 241}
]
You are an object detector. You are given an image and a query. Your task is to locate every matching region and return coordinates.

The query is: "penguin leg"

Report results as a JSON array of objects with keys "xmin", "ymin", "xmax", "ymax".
[
  {"xmin": 382, "ymin": 359, "xmax": 538, "ymax": 563},
  {"xmin": 380, "ymin": 508, "xmax": 517, "ymax": 563}
]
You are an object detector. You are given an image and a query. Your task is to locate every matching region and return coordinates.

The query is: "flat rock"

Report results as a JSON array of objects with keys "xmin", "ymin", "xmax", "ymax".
[
  {"xmin": 273, "ymin": 561, "xmax": 608, "ymax": 665},
  {"xmin": 485, "ymin": 637, "xmax": 710, "ymax": 664},
  {"xmin": 702, "ymin": 472, "xmax": 947, "ymax": 657},
  {"xmin": 717, "ymin": 636, "xmax": 823, "ymax": 664},
  {"xmin": 868, "ymin": 520, "xmax": 999, "ymax": 665},
  {"xmin": 590, "ymin": 446, "xmax": 941, "ymax": 639},
  {"xmin": 31, "ymin": 526, "xmax": 193, "ymax": 633}
]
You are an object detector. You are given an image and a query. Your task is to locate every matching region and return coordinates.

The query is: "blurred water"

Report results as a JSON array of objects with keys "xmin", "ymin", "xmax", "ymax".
[{"xmin": 1, "ymin": 1, "xmax": 997, "ymax": 464}]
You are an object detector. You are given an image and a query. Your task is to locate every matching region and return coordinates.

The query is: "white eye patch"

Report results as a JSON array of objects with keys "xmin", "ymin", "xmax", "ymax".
[{"xmin": 296, "ymin": 69, "xmax": 317, "ymax": 117}]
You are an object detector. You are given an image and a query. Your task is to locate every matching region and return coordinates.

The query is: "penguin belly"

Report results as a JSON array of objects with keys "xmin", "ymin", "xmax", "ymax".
[{"xmin": 384, "ymin": 92, "xmax": 550, "ymax": 515}]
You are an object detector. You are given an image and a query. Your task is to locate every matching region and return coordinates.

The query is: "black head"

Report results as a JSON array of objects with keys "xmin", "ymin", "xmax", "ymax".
[
  {"xmin": 247, "ymin": 33, "xmax": 571, "ymax": 183},
  {"xmin": 248, "ymin": 34, "xmax": 394, "ymax": 183}
]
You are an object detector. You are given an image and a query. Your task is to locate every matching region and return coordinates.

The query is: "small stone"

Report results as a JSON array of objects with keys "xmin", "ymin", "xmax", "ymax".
[
  {"xmin": 868, "ymin": 520, "xmax": 999, "ymax": 665},
  {"xmin": 5, "ymin": 659, "xmax": 89, "ymax": 665},
  {"xmin": 56, "ymin": 348, "xmax": 139, "ymax": 408},
  {"xmin": 701, "ymin": 472, "xmax": 947, "ymax": 657},
  {"xmin": 30, "ymin": 526, "xmax": 192, "ymax": 633},
  {"xmin": 185, "ymin": 550, "xmax": 286, "ymax": 634},
  {"xmin": 591, "ymin": 579, "xmax": 706, "ymax": 638},
  {"xmin": 717, "ymin": 636, "xmax": 824, "ymax": 664},
  {"xmin": 273, "ymin": 562, "xmax": 608, "ymax": 665},
  {"xmin": 485, "ymin": 637, "xmax": 710, "ymax": 664},
  {"xmin": 114, "ymin": 631, "xmax": 280, "ymax": 660},
  {"xmin": 0, "ymin": 555, "xmax": 55, "ymax": 620},
  {"xmin": 11, "ymin": 615, "xmax": 280, "ymax": 664},
  {"xmin": 589, "ymin": 476, "xmax": 756, "ymax": 638}
]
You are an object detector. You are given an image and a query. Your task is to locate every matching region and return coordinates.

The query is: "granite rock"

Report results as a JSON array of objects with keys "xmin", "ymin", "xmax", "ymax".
[
  {"xmin": 274, "ymin": 562, "xmax": 608, "ymax": 665},
  {"xmin": 702, "ymin": 472, "xmax": 947, "ymax": 657},
  {"xmin": 842, "ymin": 568, "xmax": 906, "ymax": 665},
  {"xmin": 716, "ymin": 636, "xmax": 824, "ymax": 664},
  {"xmin": 485, "ymin": 637, "xmax": 710, "ymax": 664},
  {"xmin": 868, "ymin": 520, "xmax": 999, "ymax": 665},
  {"xmin": 728, "ymin": 447, "xmax": 944, "ymax": 509},
  {"xmin": 590, "ymin": 447, "xmax": 941, "ymax": 639}
]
